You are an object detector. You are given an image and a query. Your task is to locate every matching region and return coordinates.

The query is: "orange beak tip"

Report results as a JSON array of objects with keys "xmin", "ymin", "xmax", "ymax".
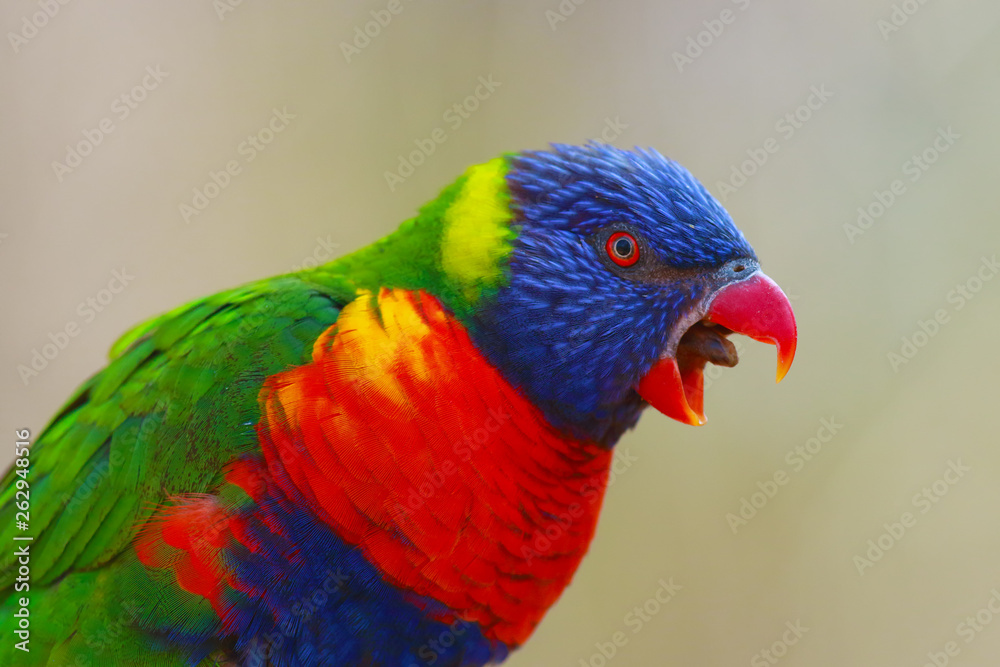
[{"xmin": 775, "ymin": 339, "xmax": 797, "ymax": 383}]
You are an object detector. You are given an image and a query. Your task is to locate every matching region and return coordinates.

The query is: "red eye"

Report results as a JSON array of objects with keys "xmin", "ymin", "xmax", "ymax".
[{"xmin": 606, "ymin": 232, "xmax": 639, "ymax": 267}]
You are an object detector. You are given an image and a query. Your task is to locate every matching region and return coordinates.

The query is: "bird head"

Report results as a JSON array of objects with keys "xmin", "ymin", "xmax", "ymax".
[{"xmin": 333, "ymin": 143, "xmax": 796, "ymax": 446}]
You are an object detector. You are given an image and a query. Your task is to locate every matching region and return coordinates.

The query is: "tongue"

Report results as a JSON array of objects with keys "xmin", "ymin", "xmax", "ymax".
[{"xmin": 677, "ymin": 324, "xmax": 738, "ymax": 368}]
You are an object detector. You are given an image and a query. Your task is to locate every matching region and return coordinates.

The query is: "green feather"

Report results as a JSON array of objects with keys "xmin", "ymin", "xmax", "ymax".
[{"xmin": 0, "ymin": 157, "xmax": 520, "ymax": 664}]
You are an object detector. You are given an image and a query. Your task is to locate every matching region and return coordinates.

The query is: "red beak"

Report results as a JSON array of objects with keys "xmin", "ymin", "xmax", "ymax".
[{"xmin": 636, "ymin": 272, "xmax": 797, "ymax": 425}]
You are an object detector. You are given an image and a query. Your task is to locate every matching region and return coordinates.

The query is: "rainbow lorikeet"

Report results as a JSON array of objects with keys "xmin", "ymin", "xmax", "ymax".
[{"xmin": 0, "ymin": 144, "xmax": 796, "ymax": 666}]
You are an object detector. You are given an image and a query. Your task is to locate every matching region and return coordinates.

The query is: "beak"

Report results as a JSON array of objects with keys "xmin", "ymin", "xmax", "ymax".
[{"xmin": 636, "ymin": 271, "xmax": 797, "ymax": 425}]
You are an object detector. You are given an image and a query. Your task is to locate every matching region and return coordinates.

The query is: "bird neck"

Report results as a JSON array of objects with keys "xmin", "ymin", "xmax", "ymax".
[
  {"xmin": 304, "ymin": 157, "xmax": 516, "ymax": 327},
  {"xmin": 247, "ymin": 288, "xmax": 615, "ymax": 646}
]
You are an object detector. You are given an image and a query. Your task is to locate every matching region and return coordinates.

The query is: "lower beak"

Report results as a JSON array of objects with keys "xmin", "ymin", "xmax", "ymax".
[{"xmin": 636, "ymin": 271, "xmax": 797, "ymax": 425}]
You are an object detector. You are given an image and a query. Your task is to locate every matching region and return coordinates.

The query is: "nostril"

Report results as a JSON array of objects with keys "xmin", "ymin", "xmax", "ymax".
[{"xmin": 734, "ymin": 263, "xmax": 746, "ymax": 273}]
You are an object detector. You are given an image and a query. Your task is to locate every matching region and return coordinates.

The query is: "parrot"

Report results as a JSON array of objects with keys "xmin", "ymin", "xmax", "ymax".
[{"xmin": 0, "ymin": 143, "xmax": 796, "ymax": 666}]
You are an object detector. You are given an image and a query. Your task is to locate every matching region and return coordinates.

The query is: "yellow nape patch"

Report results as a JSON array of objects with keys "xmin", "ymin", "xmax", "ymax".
[{"xmin": 441, "ymin": 157, "xmax": 515, "ymax": 303}]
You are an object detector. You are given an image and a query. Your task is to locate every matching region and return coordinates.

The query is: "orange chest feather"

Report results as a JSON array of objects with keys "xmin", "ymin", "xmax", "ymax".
[{"xmin": 246, "ymin": 288, "xmax": 614, "ymax": 645}]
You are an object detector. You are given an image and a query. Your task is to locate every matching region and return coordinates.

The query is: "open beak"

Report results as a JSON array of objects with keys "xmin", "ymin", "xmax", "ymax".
[{"xmin": 636, "ymin": 271, "xmax": 797, "ymax": 425}]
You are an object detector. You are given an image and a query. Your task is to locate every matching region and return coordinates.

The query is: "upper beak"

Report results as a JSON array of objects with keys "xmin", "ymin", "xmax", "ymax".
[{"xmin": 636, "ymin": 271, "xmax": 797, "ymax": 425}]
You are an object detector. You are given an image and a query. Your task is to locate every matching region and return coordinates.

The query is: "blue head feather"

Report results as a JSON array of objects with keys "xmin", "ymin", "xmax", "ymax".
[{"xmin": 468, "ymin": 143, "xmax": 757, "ymax": 445}]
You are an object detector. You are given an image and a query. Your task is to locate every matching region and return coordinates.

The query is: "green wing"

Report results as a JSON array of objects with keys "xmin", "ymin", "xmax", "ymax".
[{"xmin": 0, "ymin": 274, "xmax": 352, "ymax": 591}]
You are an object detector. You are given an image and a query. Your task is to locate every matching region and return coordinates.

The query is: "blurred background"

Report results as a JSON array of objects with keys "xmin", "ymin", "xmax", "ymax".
[{"xmin": 3, "ymin": 1, "xmax": 1000, "ymax": 665}]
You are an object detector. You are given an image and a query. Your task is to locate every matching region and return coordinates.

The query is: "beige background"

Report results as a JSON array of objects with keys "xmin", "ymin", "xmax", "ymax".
[{"xmin": 3, "ymin": 1, "xmax": 1000, "ymax": 665}]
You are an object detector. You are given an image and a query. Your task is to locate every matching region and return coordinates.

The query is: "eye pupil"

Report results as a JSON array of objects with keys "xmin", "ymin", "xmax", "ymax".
[{"xmin": 605, "ymin": 232, "xmax": 640, "ymax": 267}]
